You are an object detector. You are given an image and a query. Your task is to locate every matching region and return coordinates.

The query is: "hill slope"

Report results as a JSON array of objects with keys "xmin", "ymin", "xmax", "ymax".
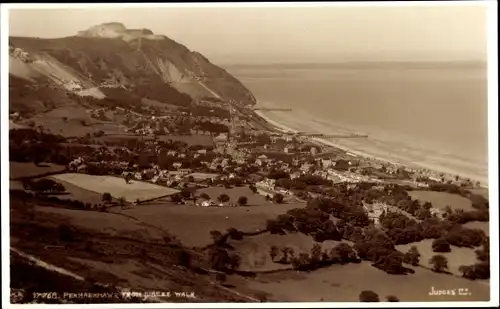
[{"xmin": 9, "ymin": 22, "xmax": 256, "ymax": 115}]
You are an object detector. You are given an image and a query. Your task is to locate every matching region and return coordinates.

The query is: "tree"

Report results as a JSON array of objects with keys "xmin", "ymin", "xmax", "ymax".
[
  {"xmin": 215, "ymin": 273, "xmax": 227, "ymax": 284},
  {"xmin": 226, "ymin": 228, "xmax": 243, "ymax": 240},
  {"xmin": 403, "ymin": 246, "xmax": 421, "ymax": 266},
  {"xmin": 249, "ymin": 184, "xmax": 258, "ymax": 194},
  {"xmin": 218, "ymin": 194, "xmax": 230, "ymax": 203},
  {"xmin": 171, "ymin": 194, "xmax": 183, "ymax": 204},
  {"xmin": 458, "ymin": 265, "xmax": 475, "ymax": 279},
  {"xmin": 432, "ymin": 238, "xmax": 451, "ymax": 253},
  {"xmin": 237, "ymin": 196, "xmax": 248, "ymax": 206},
  {"xmin": 359, "ymin": 290, "xmax": 380, "ymax": 302},
  {"xmin": 210, "ymin": 230, "xmax": 224, "ymax": 245},
  {"xmin": 176, "ymin": 249, "xmax": 191, "ymax": 267},
  {"xmin": 429, "ymin": 255, "xmax": 448, "ymax": 273},
  {"xmin": 118, "ymin": 197, "xmax": 126, "ymax": 207},
  {"xmin": 125, "ymin": 173, "xmax": 133, "ymax": 184},
  {"xmin": 379, "ymin": 251, "xmax": 405, "ymax": 274},
  {"xmin": 280, "ymin": 247, "xmax": 294, "ymax": 264},
  {"xmin": 58, "ymin": 224, "xmax": 75, "ymax": 242},
  {"xmin": 270, "ymin": 246, "xmax": 279, "ymax": 262},
  {"xmin": 273, "ymin": 193, "xmax": 284, "ymax": 204},
  {"xmin": 200, "ymin": 193, "xmax": 210, "ymax": 200},
  {"xmin": 310, "ymin": 244, "xmax": 323, "ymax": 265},
  {"xmin": 102, "ymin": 192, "xmax": 112, "ymax": 203},
  {"xmin": 386, "ymin": 295, "xmax": 400, "ymax": 302},
  {"xmin": 291, "ymin": 252, "xmax": 311, "ymax": 270}
]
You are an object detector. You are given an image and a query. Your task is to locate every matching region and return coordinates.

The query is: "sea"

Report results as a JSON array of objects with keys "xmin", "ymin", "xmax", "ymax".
[{"xmin": 224, "ymin": 62, "xmax": 489, "ymax": 185}]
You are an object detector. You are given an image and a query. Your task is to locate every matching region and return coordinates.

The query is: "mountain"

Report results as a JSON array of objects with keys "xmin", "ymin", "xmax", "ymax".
[{"xmin": 9, "ymin": 22, "xmax": 256, "ymax": 115}]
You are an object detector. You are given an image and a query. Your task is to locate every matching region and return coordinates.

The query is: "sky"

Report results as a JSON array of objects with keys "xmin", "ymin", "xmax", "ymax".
[{"xmin": 7, "ymin": 3, "xmax": 489, "ymax": 64}]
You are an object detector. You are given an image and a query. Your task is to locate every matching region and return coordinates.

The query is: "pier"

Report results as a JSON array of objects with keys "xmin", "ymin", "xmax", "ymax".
[{"xmin": 252, "ymin": 108, "xmax": 293, "ymax": 111}]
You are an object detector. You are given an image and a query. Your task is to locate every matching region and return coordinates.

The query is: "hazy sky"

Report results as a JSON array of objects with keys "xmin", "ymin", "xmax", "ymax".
[{"xmin": 8, "ymin": 4, "xmax": 488, "ymax": 63}]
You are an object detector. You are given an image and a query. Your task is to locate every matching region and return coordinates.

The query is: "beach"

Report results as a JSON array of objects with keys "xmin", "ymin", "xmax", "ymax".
[{"xmin": 230, "ymin": 62, "xmax": 489, "ymax": 187}]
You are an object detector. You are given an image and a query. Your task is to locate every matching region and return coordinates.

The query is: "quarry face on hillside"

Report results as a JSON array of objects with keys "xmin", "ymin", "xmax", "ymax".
[{"xmin": 9, "ymin": 22, "xmax": 256, "ymax": 111}]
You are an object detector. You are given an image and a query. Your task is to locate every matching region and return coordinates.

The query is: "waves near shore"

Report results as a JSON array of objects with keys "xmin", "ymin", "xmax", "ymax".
[
  {"xmin": 256, "ymin": 106, "xmax": 488, "ymax": 185},
  {"xmin": 230, "ymin": 62, "xmax": 489, "ymax": 186}
]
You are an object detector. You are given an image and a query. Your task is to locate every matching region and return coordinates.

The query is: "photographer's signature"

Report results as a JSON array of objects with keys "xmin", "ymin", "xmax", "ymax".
[{"xmin": 429, "ymin": 286, "xmax": 471, "ymax": 296}]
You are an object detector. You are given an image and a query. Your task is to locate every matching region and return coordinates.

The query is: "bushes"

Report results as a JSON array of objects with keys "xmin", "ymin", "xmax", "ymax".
[
  {"xmin": 445, "ymin": 226, "xmax": 486, "ymax": 248},
  {"xmin": 429, "ymin": 254, "xmax": 448, "ymax": 273},
  {"xmin": 58, "ymin": 224, "xmax": 75, "ymax": 242},
  {"xmin": 272, "ymin": 193, "xmax": 284, "ymax": 204},
  {"xmin": 432, "ymin": 238, "xmax": 451, "ymax": 253},
  {"xmin": 403, "ymin": 246, "xmax": 421, "ymax": 266},
  {"xmin": 359, "ymin": 290, "xmax": 380, "ymax": 302},
  {"xmin": 237, "ymin": 196, "xmax": 248, "ymax": 206}
]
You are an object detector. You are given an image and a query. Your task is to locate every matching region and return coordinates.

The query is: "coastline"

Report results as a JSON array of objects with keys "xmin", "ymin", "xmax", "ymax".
[{"xmin": 254, "ymin": 110, "xmax": 489, "ymax": 189}]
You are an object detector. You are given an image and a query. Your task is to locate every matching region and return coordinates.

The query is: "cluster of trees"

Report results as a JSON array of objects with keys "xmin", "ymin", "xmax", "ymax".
[
  {"xmin": 432, "ymin": 238, "xmax": 451, "ymax": 253},
  {"xmin": 291, "ymin": 243, "xmax": 360, "ymax": 271},
  {"xmin": 308, "ymin": 197, "xmax": 371, "ymax": 228},
  {"xmin": 445, "ymin": 208, "xmax": 489, "ymax": 225},
  {"xmin": 358, "ymin": 291, "xmax": 400, "ymax": 302},
  {"xmin": 131, "ymin": 80, "xmax": 193, "ymax": 107},
  {"xmin": 458, "ymin": 237, "xmax": 490, "ymax": 280},
  {"xmin": 22, "ymin": 178, "xmax": 65, "ymax": 193},
  {"xmin": 10, "ymin": 189, "xmax": 107, "ymax": 212},
  {"xmin": 192, "ymin": 120, "xmax": 229, "ymax": 134},
  {"xmin": 205, "ymin": 229, "xmax": 242, "ymax": 273},
  {"xmin": 10, "ymin": 129, "xmax": 71, "ymax": 165}
]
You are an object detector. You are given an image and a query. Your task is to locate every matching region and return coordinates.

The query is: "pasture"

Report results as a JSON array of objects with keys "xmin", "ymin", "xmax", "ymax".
[
  {"xmin": 408, "ymin": 190, "xmax": 474, "ymax": 211},
  {"xmin": 463, "ymin": 221, "xmax": 490, "ymax": 236},
  {"xmin": 246, "ymin": 261, "xmax": 489, "ymax": 302},
  {"xmin": 114, "ymin": 198, "xmax": 306, "ymax": 247},
  {"xmin": 10, "ymin": 162, "xmax": 66, "ymax": 179},
  {"xmin": 35, "ymin": 206, "xmax": 166, "ymax": 242},
  {"xmin": 52, "ymin": 173, "xmax": 180, "ymax": 202},
  {"xmin": 396, "ymin": 239, "xmax": 479, "ymax": 276}
]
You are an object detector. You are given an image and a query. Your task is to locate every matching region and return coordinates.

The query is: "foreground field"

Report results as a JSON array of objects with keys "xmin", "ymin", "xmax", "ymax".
[
  {"xmin": 246, "ymin": 261, "xmax": 489, "ymax": 302},
  {"xmin": 408, "ymin": 190, "xmax": 474, "ymax": 211},
  {"xmin": 52, "ymin": 173, "xmax": 180, "ymax": 202},
  {"xmin": 395, "ymin": 239, "xmax": 479, "ymax": 276}
]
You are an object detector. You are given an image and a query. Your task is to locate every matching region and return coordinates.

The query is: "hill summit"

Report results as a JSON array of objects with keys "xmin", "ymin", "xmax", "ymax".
[{"xmin": 9, "ymin": 22, "xmax": 256, "ymax": 115}]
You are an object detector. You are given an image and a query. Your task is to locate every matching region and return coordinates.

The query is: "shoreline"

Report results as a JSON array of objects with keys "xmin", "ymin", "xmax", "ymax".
[{"xmin": 254, "ymin": 110, "xmax": 489, "ymax": 189}]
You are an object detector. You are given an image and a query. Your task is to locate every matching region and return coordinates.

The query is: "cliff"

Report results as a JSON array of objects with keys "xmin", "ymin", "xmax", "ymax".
[{"xmin": 9, "ymin": 22, "xmax": 256, "ymax": 114}]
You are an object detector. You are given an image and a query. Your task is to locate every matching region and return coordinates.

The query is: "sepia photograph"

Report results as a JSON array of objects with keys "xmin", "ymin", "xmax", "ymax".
[{"xmin": 1, "ymin": 1, "xmax": 498, "ymax": 307}]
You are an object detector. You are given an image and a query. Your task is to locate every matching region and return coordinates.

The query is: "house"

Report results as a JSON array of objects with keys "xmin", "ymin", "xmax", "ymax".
[
  {"xmin": 200, "ymin": 200, "xmax": 215, "ymax": 207},
  {"xmin": 321, "ymin": 159, "xmax": 333, "ymax": 169}
]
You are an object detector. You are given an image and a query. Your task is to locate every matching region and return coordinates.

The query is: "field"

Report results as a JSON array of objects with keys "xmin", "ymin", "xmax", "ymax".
[
  {"xmin": 197, "ymin": 186, "xmax": 270, "ymax": 206},
  {"xmin": 18, "ymin": 105, "xmax": 126, "ymax": 137},
  {"xmin": 245, "ymin": 261, "xmax": 489, "ymax": 302},
  {"xmin": 114, "ymin": 196, "xmax": 305, "ymax": 247},
  {"xmin": 408, "ymin": 190, "xmax": 474, "ymax": 211},
  {"xmin": 10, "ymin": 162, "xmax": 66, "ymax": 179},
  {"xmin": 35, "ymin": 206, "xmax": 166, "ymax": 241},
  {"xmin": 46, "ymin": 176, "xmax": 106, "ymax": 205},
  {"xmin": 52, "ymin": 173, "xmax": 180, "ymax": 202},
  {"xmin": 231, "ymin": 233, "xmax": 348, "ymax": 272},
  {"xmin": 463, "ymin": 221, "xmax": 490, "ymax": 236},
  {"xmin": 395, "ymin": 239, "xmax": 479, "ymax": 276}
]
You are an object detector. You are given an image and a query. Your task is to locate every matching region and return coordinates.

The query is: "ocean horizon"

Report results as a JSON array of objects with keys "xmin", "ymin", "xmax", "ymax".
[{"xmin": 226, "ymin": 61, "xmax": 489, "ymax": 185}]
